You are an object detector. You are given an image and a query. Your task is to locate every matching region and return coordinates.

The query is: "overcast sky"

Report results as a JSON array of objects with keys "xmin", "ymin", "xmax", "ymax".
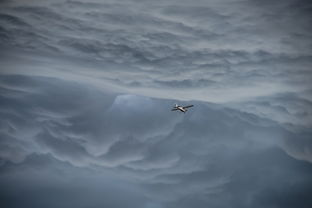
[{"xmin": 1, "ymin": 0, "xmax": 312, "ymax": 208}]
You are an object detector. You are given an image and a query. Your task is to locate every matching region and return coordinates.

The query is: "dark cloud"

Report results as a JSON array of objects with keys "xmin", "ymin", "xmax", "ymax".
[
  {"xmin": 0, "ymin": 0, "xmax": 312, "ymax": 207},
  {"xmin": 153, "ymin": 79, "xmax": 217, "ymax": 88},
  {"xmin": 1, "ymin": 0, "xmax": 311, "ymax": 100},
  {"xmin": 0, "ymin": 153, "xmax": 151, "ymax": 208},
  {"xmin": 0, "ymin": 74, "xmax": 311, "ymax": 208}
]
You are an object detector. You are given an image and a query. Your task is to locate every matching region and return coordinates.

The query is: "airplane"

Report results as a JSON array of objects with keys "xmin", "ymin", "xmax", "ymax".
[{"xmin": 171, "ymin": 104, "xmax": 194, "ymax": 113}]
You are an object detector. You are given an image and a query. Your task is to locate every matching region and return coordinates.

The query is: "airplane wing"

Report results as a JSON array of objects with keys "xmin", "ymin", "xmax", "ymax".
[
  {"xmin": 183, "ymin": 105, "xmax": 194, "ymax": 108},
  {"xmin": 171, "ymin": 108, "xmax": 178, "ymax": 111}
]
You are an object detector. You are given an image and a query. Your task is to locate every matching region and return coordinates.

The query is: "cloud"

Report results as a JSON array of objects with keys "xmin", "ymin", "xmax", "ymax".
[
  {"xmin": 0, "ymin": 0, "xmax": 312, "ymax": 207},
  {"xmin": 1, "ymin": 74, "xmax": 311, "ymax": 208},
  {"xmin": 1, "ymin": 0, "xmax": 311, "ymax": 105},
  {"xmin": 0, "ymin": 153, "xmax": 153, "ymax": 208},
  {"xmin": 228, "ymin": 93, "xmax": 312, "ymax": 128}
]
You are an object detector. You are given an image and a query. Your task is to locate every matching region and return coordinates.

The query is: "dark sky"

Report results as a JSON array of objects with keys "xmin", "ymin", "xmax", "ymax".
[{"xmin": 0, "ymin": 0, "xmax": 312, "ymax": 208}]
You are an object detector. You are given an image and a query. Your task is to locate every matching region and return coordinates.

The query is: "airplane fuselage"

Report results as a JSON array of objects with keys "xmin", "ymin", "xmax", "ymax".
[
  {"xmin": 177, "ymin": 106, "xmax": 187, "ymax": 112},
  {"xmin": 171, "ymin": 104, "xmax": 193, "ymax": 113}
]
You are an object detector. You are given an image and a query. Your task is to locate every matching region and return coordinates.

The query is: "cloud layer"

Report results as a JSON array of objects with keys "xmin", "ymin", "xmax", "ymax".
[
  {"xmin": 0, "ymin": 75, "xmax": 312, "ymax": 208},
  {"xmin": 0, "ymin": 0, "xmax": 312, "ymax": 207},
  {"xmin": 1, "ymin": 0, "xmax": 311, "ymax": 103}
]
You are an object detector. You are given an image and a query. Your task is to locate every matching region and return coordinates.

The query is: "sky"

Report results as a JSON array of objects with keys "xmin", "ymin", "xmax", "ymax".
[{"xmin": 0, "ymin": 0, "xmax": 312, "ymax": 207}]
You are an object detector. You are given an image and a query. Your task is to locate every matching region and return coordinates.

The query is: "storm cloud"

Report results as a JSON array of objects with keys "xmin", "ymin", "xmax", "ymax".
[{"xmin": 0, "ymin": 0, "xmax": 312, "ymax": 207}]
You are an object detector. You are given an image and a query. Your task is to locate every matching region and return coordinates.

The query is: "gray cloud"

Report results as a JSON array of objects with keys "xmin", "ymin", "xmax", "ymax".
[
  {"xmin": 0, "ymin": 74, "xmax": 311, "ymax": 208},
  {"xmin": 1, "ymin": 0, "xmax": 311, "ymax": 103},
  {"xmin": 0, "ymin": 153, "xmax": 152, "ymax": 208},
  {"xmin": 0, "ymin": 0, "xmax": 312, "ymax": 207}
]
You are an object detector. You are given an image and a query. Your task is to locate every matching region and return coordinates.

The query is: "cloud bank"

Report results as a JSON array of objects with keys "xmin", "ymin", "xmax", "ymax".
[
  {"xmin": 0, "ymin": 75, "xmax": 311, "ymax": 208},
  {"xmin": 0, "ymin": 0, "xmax": 312, "ymax": 207}
]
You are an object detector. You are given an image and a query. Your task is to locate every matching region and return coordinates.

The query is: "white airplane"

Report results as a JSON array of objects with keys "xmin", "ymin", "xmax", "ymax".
[{"xmin": 171, "ymin": 104, "xmax": 194, "ymax": 113}]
